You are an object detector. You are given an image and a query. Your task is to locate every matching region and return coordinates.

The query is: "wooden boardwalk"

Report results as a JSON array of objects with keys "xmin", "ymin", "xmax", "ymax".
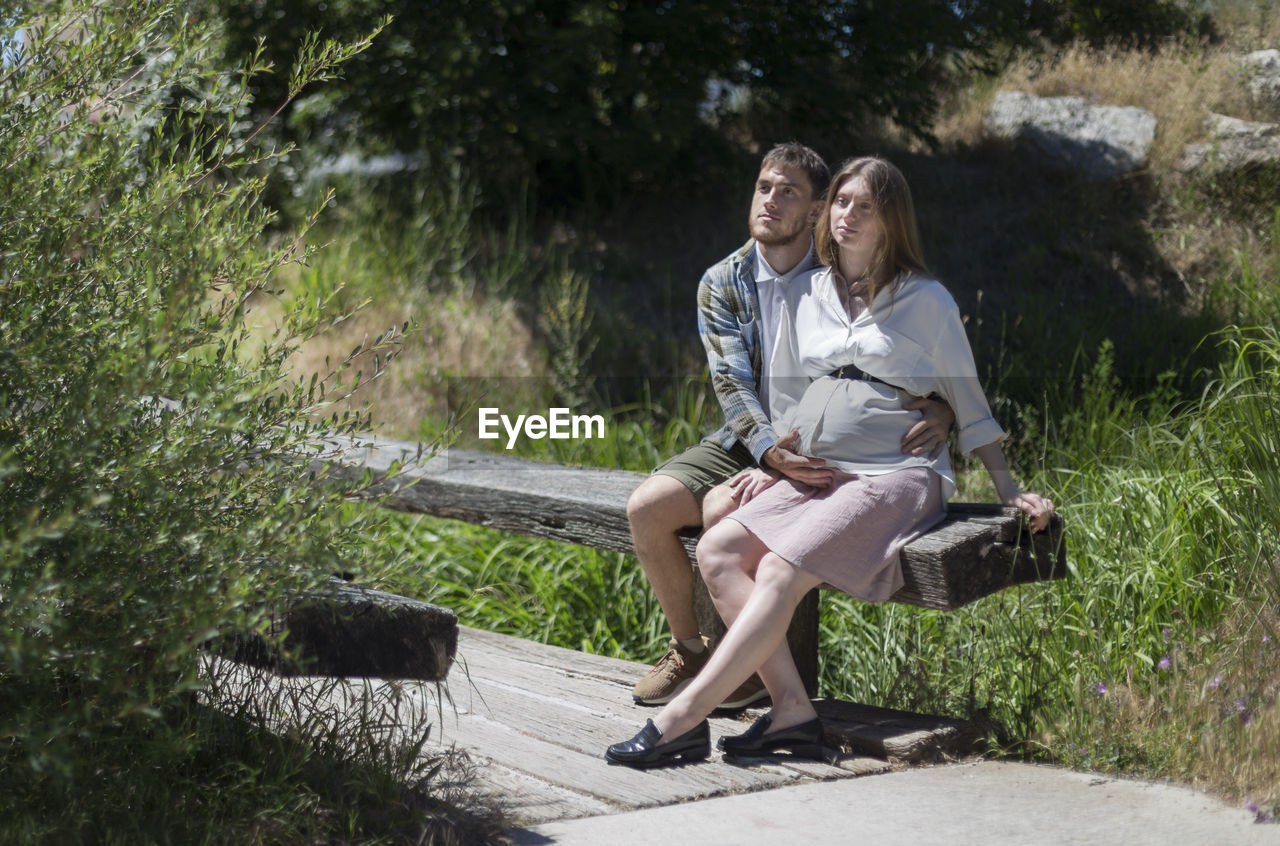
[
  {"xmin": 429, "ymin": 626, "xmax": 980, "ymax": 826},
  {"xmin": 212, "ymin": 625, "xmax": 984, "ymax": 828}
]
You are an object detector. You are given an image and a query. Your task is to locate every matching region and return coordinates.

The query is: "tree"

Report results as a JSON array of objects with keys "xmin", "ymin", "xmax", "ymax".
[
  {"xmin": 203, "ymin": 0, "xmax": 1037, "ymax": 210},
  {"xmin": 1024, "ymin": 0, "xmax": 1216, "ymax": 49},
  {"xmin": 204, "ymin": 1, "xmax": 1217, "ymax": 217}
]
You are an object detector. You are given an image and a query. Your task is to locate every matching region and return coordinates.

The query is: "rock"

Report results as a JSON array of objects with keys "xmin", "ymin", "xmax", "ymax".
[
  {"xmin": 1241, "ymin": 50, "xmax": 1280, "ymax": 105},
  {"xmin": 1179, "ymin": 112, "xmax": 1280, "ymax": 173},
  {"xmin": 233, "ymin": 578, "xmax": 459, "ymax": 680},
  {"xmin": 984, "ymin": 90, "xmax": 1157, "ymax": 179}
]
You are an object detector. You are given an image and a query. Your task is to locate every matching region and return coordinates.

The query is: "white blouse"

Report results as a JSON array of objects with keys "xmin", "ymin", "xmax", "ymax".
[{"xmin": 766, "ymin": 268, "xmax": 1006, "ymax": 501}]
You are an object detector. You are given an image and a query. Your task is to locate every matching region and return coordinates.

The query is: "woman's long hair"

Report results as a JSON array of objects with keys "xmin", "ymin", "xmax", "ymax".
[{"xmin": 814, "ymin": 156, "xmax": 928, "ymax": 305}]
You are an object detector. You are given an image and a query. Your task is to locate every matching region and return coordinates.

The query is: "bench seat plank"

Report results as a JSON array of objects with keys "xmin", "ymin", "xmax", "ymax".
[{"xmin": 322, "ymin": 437, "xmax": 1065, "ymax": 612}]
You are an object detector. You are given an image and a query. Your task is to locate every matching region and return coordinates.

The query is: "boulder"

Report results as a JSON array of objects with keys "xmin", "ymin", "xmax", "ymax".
[
  {"xmin": 984, "ymin": 90, "xmax": 1157, "ymax": 179},
  {"xmin": 1179, "ymin": 112, "xmax": 1280, "ymax": 173},
  {"xmin": 1241, "ymin": 50, "xmax": 1280, "ymax": 105}
]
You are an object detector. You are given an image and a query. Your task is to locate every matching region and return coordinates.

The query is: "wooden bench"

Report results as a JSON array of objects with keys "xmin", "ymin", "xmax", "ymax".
[{"xmin": 318, "ymin": 436, "xmax": 1067, "ymax": 695}]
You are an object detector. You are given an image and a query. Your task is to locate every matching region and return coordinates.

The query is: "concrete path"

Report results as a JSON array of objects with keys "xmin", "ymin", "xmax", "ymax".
[{"xmin": 507, "ymin": 759, "xmax": 1280, "ymax": 846}]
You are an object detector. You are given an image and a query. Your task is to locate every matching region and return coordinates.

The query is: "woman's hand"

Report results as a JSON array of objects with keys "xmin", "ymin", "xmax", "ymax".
[
  {"xmin": 1007, "ymin": 491, "xmax": 1055, "ymax": 533},
  {"xmin": 727, "ymin": 468, "xmax": 780, "ymax": 507},
  {"xmin": 973, "ymin": 442, "xmax": 1055, "ymax": 533}
]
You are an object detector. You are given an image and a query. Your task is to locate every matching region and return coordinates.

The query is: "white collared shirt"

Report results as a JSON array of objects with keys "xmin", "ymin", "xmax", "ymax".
[
  {"xmin": 769, "ymin": 267, "xmax": 1006, "ymax": 500},
  {"xmin": 754, "ymin": 241, "xmax": 814, "ymax": 419}
]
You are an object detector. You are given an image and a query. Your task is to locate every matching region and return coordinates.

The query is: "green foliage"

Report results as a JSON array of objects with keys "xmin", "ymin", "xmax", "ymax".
[
  {"xmin": 0, "ymin": 3, "xmax": 498, "ymax": 841},
  {"xmin": 1041, "ymin": 324, "xmax": 1280, "ymax": 793},
  {"xmin": 201, "ymin": 0, "xmax": 1218, "ymax": 214},
  {"xmin": 202, "ymin": 0, "xmax": 1093, "ymax": 211},
  {"xmin": 0, "ymin": 662, "xmax": 502, "ymax": 845},
  {"xmin": 539, "ymin": 264, "xmax": 597, "ymax": 409},
  {"xmin": 1023, "ymin": 0, "xmax": 1217, "ymax": 48},
  {"xmin": 372, "ymin": 515, "xmax": 669, "ymax": 659},
  {"xmin": 733, "ymin": 0, "xmax": 1022, "ymax": 146},
  {"xmin": 211, "ymin": 0, "xmax": 752, "ymax": 207}
]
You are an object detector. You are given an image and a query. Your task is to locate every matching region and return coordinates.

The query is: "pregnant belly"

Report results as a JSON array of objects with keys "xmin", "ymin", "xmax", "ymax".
[{"xmin": 794, "ymin": 380, "xmax": 922, "ymax": 465}]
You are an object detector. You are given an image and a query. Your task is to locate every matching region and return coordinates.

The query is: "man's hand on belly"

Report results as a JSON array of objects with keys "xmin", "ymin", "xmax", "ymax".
[
  {"xmin": 763, "ymin": 430, "xmax": 835, "ymax": 488},
  {"xmin": 899, "ymin": 395, "xmax": 955, "ymax": 458}
]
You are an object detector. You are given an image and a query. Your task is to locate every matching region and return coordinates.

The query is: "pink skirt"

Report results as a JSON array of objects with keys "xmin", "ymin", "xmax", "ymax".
[{"xmin": 727, "ymin": 467, "xmax": 944, "ymax": 603}]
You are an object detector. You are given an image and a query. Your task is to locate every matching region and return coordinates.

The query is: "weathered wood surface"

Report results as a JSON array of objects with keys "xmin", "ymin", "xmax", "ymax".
[
  {"xmin": 815, "ymin": 698, "xmax": 986, "ymax": 763},
  {"xmin": 217, "ymin": 625, "xmax": 985, "ymax": 827},
  {"xmin": 443, "ymin": 625, "xmax": 878, "ymax": 806},
  {"xmin": 387, "ymin": 625, "xmax": 892, "ymax": 820},
  {"xmin": 215, "ymin": 624, "xmax": 988, "ymax": 819},
  {"xmin": 234, "ymin": 577, "xmax": 458, "ymax": 680},
  {"xmin": 320, "ymin": 436, "xmax": 1067, "ymax": 611}
]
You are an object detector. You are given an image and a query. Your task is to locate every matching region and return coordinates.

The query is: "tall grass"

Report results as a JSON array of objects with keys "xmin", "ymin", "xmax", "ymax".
[
  {"xmin": 1038, "ymin": 325, "xmax": 1280, "ymax": 800},
  {"xmin": 262, "ymin": 170, "xmax": 557, "ymax": 440}
]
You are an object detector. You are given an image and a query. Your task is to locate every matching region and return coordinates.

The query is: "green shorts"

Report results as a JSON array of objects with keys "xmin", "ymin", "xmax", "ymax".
[{"xmin": 652, "ymin": 440, "xmax": 756, "ymax": 504}]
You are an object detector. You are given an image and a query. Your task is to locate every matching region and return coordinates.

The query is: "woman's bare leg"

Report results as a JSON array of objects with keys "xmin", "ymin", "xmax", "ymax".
[
  {"xmin": 695, "ymin": 520, "xmax": 820, "ymax": 732},
  {"xmin": 652, "ymin": 551, "xmax": 822, "ymax": 741},
  {"xmin": 695, "ymin": 517, "xmax": 764, "ymax": 628}
]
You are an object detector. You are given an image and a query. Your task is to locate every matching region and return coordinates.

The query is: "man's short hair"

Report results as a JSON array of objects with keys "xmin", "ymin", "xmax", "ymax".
[{"xmin": 761, "ymin": 142, "xmax": 831, "ymax": 202}]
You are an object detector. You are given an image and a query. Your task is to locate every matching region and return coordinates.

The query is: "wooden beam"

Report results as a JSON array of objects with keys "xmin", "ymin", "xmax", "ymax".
[{"xmin": 318, "ymin": 436, "xmax": 1066, "ymax": 612}]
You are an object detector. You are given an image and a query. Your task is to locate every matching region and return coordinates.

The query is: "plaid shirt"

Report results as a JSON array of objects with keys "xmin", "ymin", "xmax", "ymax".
[{"xmin": 696, "ymin": 240, "xmax": 820, "ymax": 463}]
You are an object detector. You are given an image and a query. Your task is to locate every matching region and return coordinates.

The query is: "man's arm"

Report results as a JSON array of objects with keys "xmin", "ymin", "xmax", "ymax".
[
  {"xmin": 900, "ymin": 395, "xmax": 955, "ymax": 458},
  {"xmin": 762, "ymin": 430, "xmax": 834, "ymax": 487},
  {"xmin": 696, "ymin": 263, "xmax": 831, "ymax": 486},
  {"xmin": 695, "ymin": 265, "xmax": 777, "ymax": 462}
]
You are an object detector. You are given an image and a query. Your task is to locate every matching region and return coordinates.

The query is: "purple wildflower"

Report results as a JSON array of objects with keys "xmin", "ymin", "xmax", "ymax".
[
  {"xmin": 1158, "ymin": 656, "xmax": 1171, "ymax": 670},
  {"xmin": 1091, "ymin": 682, "xmax": 1108, "ymax": 696}
]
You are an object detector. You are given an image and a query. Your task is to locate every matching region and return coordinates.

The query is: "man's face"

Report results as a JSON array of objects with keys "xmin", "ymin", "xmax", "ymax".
[{"xmin": 748, "ymin": 163, "xmax": 819, "ymax": 247}]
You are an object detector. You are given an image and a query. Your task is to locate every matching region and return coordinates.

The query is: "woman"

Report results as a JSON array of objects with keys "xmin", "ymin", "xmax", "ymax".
[{"xmin": 605, "ymin": 157, "xmax": 1055, "ymax": 768}]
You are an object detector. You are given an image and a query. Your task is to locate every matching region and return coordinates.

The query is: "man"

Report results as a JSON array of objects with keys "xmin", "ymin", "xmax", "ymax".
[{"xmin": 625, "ymin": 143, "xmax": 955, "ymax": 708}]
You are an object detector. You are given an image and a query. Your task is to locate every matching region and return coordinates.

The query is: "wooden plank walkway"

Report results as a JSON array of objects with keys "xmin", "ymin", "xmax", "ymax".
[
  {"xmin": 431, "ymin": 626, "xmax": 981, "ymax": 826},
  {"xmin": 210, "ymin": 626, "xmax": 986, "ymax": 828}
]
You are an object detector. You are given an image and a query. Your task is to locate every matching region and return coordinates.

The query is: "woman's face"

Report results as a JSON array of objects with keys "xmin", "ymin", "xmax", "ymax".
[{"xmin": 828, "ymin": 174, "xmax": 882, "ymax": 272}]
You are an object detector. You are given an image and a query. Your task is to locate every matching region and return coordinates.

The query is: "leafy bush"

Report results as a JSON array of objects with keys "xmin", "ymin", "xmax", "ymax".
[{"xmin": 0, "ymin": 3, "xmax": 484, "ymax": 840}]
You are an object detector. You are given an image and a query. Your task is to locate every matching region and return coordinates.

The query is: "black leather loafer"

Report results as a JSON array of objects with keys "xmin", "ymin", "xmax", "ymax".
[
  {"xmin": 718, "ymin": 713, "xmax": 827, "ymax": 759},
  {"xmin": 605, "ymin": 719, "xmax": 711, "ymax": 769}
]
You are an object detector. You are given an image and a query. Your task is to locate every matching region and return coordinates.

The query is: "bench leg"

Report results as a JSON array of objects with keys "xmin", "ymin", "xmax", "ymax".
[{"xmin": 692, "ymin": 568, "xmax": 820, "ymax": 698}]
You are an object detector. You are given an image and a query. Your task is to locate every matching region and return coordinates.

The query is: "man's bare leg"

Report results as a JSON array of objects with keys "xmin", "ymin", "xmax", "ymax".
[
  {"xmin": 626, "ymin": 474, "xmax": 703, "ymax": 640},
  {"xmin": 625, "ymin": 474, "xmax": 714, "ymax": 704},
  {"xmin": 700, "ymin": 482, "xmax": 740, "ymax": 531}
]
